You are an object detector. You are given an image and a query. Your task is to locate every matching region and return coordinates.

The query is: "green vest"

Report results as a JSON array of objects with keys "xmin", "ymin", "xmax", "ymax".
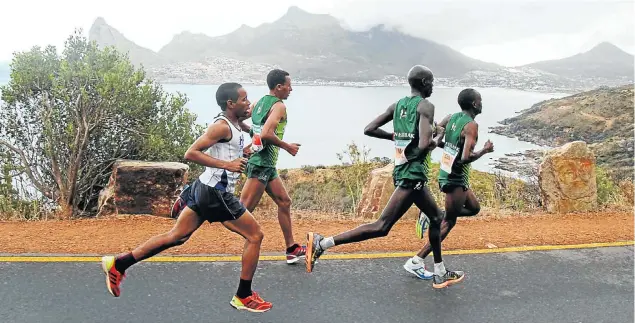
[
  {"xmin": 248, "ymin": 95, "xmax": 286, "ymax": 167},
  {"xmin": 392, "ymin": 96, "xmax": 431, "ymax": 182},
  {"xmin": 438, "ymin": 111, "xmax": 474, "ymax": 188}
]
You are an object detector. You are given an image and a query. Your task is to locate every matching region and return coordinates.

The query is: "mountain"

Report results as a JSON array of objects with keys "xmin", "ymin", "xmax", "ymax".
[
  {"xmin": 89, "ymin": 17, "xmax": 166, "ymax": 67},
  {"xmin": 87, "ymin": 8, "xmax": 633, "ymax": 91},
  {"xmin": 91, "ymin": 7, "xmax": 499, "ymax": 81},
  {"xmin": 523, "ymin": 42, "xmax": 634, "ymax": 79},
  {"xmin": 490, "ymin": 85, "xmax": 634, "ymax": 177}
]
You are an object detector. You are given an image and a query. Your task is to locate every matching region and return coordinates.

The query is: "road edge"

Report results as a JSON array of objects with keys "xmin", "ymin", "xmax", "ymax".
[{"xmin": 1, "ymin": 241, "xmax": 632, "ymax": 262}]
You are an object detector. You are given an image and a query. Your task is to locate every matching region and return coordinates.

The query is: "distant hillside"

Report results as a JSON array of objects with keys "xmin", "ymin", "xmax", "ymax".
[
  {"xmin": 89, "ymin": 17, "xmax": 166, "ymax": 67},
  {"xmin": 90, "ymin": 7, "xmax": 499, "ymax": 82},
  {"xmin": 490, "ymin": 85, "xmax": 634, "ymax": 177},
  {"xmin": 523, "ymin": 42, "xmax": 634, "ymax": 80},
  {"xmin": 87, "ymin": 8, "xmax": 633, "ymax": 91}
]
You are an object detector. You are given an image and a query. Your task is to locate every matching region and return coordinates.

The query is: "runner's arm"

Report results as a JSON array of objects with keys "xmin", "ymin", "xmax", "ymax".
[
  {"xmin": 261, "ymin": 102, "xmax": 292, "ymax": 151},
  {"xmin": 238, "ymin": 121, "xmax": 251, "ymax": 134},
  {"xmin": 184, "ymin": 120, "xmax": 239, "ymax": 170},
  {"xmin": 364, "ymin": 103, "xmax": 396, "ymax": 140},
  {"xmin": 459, "ymin": 122, "xmax": 487, "ymax": 163},
  {"xmin": 433, "ymin": 114, "xmax": 451, "ymax": 148},
  {"xmin": 415, "ymin": 100, "xmax": 436, "ymax": 156}
]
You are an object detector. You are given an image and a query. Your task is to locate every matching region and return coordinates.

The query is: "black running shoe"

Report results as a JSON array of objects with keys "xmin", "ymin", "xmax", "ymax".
[
  {"xmin": 306, "ymin": 232, "xmax": 325, "ymax": 273},
  {"xmin": 433, "ymin": 269, "xmax": 465, "ymax": 289}
]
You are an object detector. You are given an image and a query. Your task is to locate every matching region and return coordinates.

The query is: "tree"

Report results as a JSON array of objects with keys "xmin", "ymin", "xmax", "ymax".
[
  {"xmin": 0, "ymin": 30, "xmax": 203, "ymax": 218},
  {"xmin": 336, "ymin": 141, "xmax": 374, "ymax": 214}
]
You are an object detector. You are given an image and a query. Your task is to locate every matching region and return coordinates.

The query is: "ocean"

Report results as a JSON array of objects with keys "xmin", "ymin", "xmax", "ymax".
[{"xmin": 163, "ymin": 83, "xmax": 567, "ymax": 174}]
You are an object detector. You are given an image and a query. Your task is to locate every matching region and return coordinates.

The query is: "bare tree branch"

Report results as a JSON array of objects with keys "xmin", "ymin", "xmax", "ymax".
[{"xmin": 0, "ymin": 139, "xmax": 53, "ymax": 199}]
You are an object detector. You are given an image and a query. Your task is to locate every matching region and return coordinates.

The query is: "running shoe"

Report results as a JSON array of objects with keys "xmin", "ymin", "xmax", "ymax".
[
  {"xmin": 170, "ymin": 184, "xmax": 191, "ymax": 219},
  {"xmin": 230, "ymin": 291, "xmax": 273, "ymax": 313},
  {"xmin": 306, "ymin": 232, "xmax": 325, "ymax": 273},
  {"xmin": 432, "ymin": 270, "xmax": 465, "ymax": 289},
  {"xmin": 403, "ymin": 257, "xmax": 434, "ymax": 280},
  {"xmin": 416, "ymin": 211, "xmax": 430, "ymax": 239},
  {"xmin": 101, "ymin": 256, "xmax": 126, "ymax": 297},
  {"xmin": 286, "ymin": 244, "xmax": 306, "ymax": 264}
]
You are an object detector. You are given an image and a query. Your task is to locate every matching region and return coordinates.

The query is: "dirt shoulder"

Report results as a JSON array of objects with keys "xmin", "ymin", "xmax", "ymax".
[{"xmin": 0, "ymin": 211, "xmax": 632, "ymax": 255}]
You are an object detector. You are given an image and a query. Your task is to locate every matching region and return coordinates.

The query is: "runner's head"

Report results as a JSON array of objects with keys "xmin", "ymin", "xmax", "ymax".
[
  {"xmin": 267, "ymin": 69, "xmax": 292, "ymax": 100},
  {"xmin": 216, "ymin": 82, "xmax": 250, "ymax": 118},
  {"xmin": 407, "ymin": 65, "xmax": 434, "ymax": 98},
  {"xmin": 457, "ymin": 88, "xmax": 482, "ymax": 115}
]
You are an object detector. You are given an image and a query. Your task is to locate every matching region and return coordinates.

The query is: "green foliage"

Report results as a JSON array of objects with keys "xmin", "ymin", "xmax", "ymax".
[
  {"xmin": 0, "ymin": 151, "xmax": 46, "ymax": 220},
  {"xmin": 279, "ymin": 168, "xmax": 289, "ymax": 180},
  {"xmin": 284, "ymin": 142, "xmax": 544, "ymax": 216},
  {"xmin": 289, "ymin": 180, "xmax": 350, "ymax": 213},
  {"xmin": 335, "ymin": 142, "xmax": 375, "ymax": 214},
  {"xmin": 301, "ymin": 165, "xmax": 316, "ymax": 174},
  {"xmin": 0, "ymin": 30, "xmax": 201, "ymax": 218},
  {"xmin": 596, "ymin": 166, "xmax": 625, "ymax": 206}
]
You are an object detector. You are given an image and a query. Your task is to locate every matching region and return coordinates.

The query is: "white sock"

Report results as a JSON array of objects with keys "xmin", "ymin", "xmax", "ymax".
[
  {"xmin": 411, "ymin": 255, "xmax": 425, "ymax": 265},
  {"xmin": 434, "ymin": 262, "xmax": 447, "ymax": 276},
  {"xmin": 319, "ymin": 237, "xmax": 335, "ymax": 250}
]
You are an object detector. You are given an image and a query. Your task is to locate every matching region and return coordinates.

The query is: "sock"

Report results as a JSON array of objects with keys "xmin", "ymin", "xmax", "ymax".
[
  {"xmin": 114, "ymin": 253, "xmax": 137, "ymax": 273},
  {"xmin": 434, "ymin": 262, "xmax": 447, "ymax": 276},
  {"xmin": 319, "ymin": 237, "xmax": 335, "ymax": 250},
  {"xmin": 236, "ymin": 279, "xmax": 252, "ymax": 299},
  {"xmin": 286, "ymin": 244, "xmax": 300, "ymax": 254},
  {"xmin": 412, "ymin": 255, "xmax": 425, "ymax": 264}
]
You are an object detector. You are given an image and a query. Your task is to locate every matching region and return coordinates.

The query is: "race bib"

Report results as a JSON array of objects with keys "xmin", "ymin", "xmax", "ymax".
[
  {"xmin": 440, "ymin": 145, "xmax": 458, "ymax": 174},
  {"xmin": 394, "ymin": 139, "xmax": 409, "ymax": 166},
  {"xmin": 250, "ymin": 125, "xmax": 264, "ymax": 153}
]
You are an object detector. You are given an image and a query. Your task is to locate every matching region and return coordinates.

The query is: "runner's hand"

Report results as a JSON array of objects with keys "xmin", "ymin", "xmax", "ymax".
[
  {"xmin": 243, "ymin": 145, "xmax": 253, "ymax": 158},
  {"xmin": 483, "ymin": 140, "xmax": 494, "ymax": 153},
  {"xmin": 227, "ymin": 157, "xmax": 248, "ymax": 172},
  {"xmin": 286, "ymin": 143, "xmax": 301, "ymax": 156}
]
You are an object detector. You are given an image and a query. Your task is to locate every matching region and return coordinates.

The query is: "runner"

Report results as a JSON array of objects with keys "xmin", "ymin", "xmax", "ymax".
[
  {"xmin": 404, "ymin": 88, "xmax": 494, "ymax": 280},
  {"xmin": 101, "ymin": 83, "xmax": 273, "ymax": 313},
  {"xmin": 305, "ymin": 65, "xmax": 465, "ymax": 289},
  {"xmin": 239, "ymin": 69, "xmax": 306, "ymax": 264}
]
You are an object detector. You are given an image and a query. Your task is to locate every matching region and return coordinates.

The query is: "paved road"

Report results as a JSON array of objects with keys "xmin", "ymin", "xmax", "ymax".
[{"xmin": 1, "ymin": 246, "xmax": 633, "ymax": 323}]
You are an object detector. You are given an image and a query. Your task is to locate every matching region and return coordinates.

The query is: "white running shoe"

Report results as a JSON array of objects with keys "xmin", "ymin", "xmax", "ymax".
[{"xmin": 403, "ymin": 257, "xmax": 434, "ymax": 280}]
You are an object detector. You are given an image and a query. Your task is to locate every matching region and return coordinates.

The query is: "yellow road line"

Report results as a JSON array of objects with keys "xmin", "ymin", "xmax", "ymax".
[{"xmin": 0, "ymin": 241, "xmax": 632, "ymax": 262}]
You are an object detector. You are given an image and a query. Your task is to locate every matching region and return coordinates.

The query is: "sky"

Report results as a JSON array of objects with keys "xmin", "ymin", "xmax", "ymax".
[{"xmin": 0, "ymin": 0, "xmax": 632, "ymax": 66}]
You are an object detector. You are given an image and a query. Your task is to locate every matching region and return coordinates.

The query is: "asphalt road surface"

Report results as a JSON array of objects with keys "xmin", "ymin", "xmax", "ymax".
[{"xmin": 1, "ymin": 246, "xmax": 633, "ymax": 323}]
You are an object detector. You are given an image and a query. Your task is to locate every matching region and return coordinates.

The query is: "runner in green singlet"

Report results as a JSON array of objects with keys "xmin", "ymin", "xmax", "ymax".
[
  {"xmin": 404, "ymin": 88, "xmax": 494, "ymax": 281},
  {"xmin": 239, "ymin": 69, "xmax": 306, "ymax": 264},
  {"xmin": 305, "ymin": 65, "xmax": 464, "ymax": 289}
]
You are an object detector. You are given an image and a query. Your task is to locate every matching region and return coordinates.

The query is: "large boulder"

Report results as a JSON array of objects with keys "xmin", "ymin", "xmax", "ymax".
[
  {"xmin": 356, "ymin": 164, "xmax": 420, "ymax": 219},
  {"xmin": 538, "ymin": 141, "xmax": 597, "ymax": 213},
  {"xmin": 98, "ymin": 160, "xmax": 189, "ymax": 217}
]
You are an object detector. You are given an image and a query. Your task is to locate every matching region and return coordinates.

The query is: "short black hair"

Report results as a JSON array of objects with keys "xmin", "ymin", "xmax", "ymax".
[
  {"xmin": 457, "ymin": 88, "xmax": 479, "ymax": 110},
  {"xmin": 266, "ymin": 69, "xmax": 289, "ymax": 90},
  {"xmin": 215, "ymin": 82, "xmax": 242, "ymax": 111}
]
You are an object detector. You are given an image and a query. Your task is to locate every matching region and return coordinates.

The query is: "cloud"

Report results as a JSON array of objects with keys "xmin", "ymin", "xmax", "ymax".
[{"xmin": 0, "ymin": 0, "xmax": 631, "ymax": 65}]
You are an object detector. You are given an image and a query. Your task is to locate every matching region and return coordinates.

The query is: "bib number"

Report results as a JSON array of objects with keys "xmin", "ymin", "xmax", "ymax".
[
  {"xmin": 440, "ymin": 146, "xmax": 458, "ymax": 174},
  {"xmin": 250, "ymin": 125, "xmax": 264, "ymax": 153},
  {"xmin": 394, "ymin": 139, "xmax": 409, "ymax": 166}
]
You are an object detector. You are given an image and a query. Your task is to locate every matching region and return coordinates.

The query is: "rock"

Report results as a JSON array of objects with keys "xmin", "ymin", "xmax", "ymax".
[
  {"xmin": 538, "ymin": 141, "xmax": 597, "ymax": 213},
  {"xmin": 97, "ymin": 160, "xmax": 189, "ymax": 217},
  {"xmin": 356, "ymin": 164, "xmax": 420, "ymax": 219}
]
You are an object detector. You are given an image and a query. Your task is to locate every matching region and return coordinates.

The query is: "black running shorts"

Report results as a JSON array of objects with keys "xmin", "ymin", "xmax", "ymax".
[{"xmin": 185, "ymin": 179, "xmax": 246, "ymax": 223}]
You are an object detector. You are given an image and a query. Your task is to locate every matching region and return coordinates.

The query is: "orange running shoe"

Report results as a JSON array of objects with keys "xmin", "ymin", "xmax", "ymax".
[
  {"xmin": 101, "ymin": 256, "xmax": 126, "ymax": 297},
  {"xmin": 230, "ymin": 291, "xmax": 272, "ymax": 313}
]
